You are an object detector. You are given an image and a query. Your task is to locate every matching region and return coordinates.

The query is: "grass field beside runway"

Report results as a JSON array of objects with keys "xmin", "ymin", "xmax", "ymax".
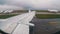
[
  {"xmin": 36, "ymin": 14, "xmax": 60, "ymax": 19},
  {"xmin": 35, "ymin": 10, "xmax": 48, "ymax": 12},
  {"xmin": 0, "ymin": 14, "xmax": 60, "ymax": 19},
  {"xmin": 0, "ymin": 14, "xmax": 18, "ymax": 19}
]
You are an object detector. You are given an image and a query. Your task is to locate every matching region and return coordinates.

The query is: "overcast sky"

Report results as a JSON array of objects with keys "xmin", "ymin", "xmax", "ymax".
[{"xmin": 0, "ymin": 0, "xmax": 60, "ymax": 10}]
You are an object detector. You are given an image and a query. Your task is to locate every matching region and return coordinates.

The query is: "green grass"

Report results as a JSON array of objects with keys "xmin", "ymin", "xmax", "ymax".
[
  {"xmin": 35, "ymin": 10, "xmax": 48, "ymax": 12},
  {"xmin": 36, "ymin": 14, "xmax": 60, "ymax": 19},
  {"xmin": 0, "ymin": 14, "xmax": 18, "ymax": 19}
]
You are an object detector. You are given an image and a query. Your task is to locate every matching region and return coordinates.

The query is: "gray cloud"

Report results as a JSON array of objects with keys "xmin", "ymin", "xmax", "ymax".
[{"xmin": 0, "ymin": 0, "xmax": 60, "ymax": 10}]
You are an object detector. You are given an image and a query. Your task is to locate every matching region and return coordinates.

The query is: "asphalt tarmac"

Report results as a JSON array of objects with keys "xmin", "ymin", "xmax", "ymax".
[{"xmin": 30, "ymin": 17, "xmax": 60, "ymax": 34}]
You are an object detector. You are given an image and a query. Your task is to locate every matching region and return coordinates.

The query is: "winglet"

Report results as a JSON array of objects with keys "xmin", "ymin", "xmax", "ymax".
[{"xmin": 28, "ymin": 9, "xmax": 31, "ymax": 13}]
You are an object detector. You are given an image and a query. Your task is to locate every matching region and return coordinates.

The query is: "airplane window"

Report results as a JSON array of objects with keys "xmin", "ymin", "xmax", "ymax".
[
  {"xmin": 0, "ymin": 30, "xmax": 8, "ymax": 34},
  {"xmin": 29, "ymin": 26, "xmax": 35, "ymax": 34},
  {"xmin": 54, "ymin": 31, "xmax": 60, "ymax": 34}
]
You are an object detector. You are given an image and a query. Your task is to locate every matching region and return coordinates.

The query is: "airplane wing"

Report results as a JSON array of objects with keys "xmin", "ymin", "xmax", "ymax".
[{"xmin": 0, "ymin": 11, "xmax": 35, "ymax": 34}]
